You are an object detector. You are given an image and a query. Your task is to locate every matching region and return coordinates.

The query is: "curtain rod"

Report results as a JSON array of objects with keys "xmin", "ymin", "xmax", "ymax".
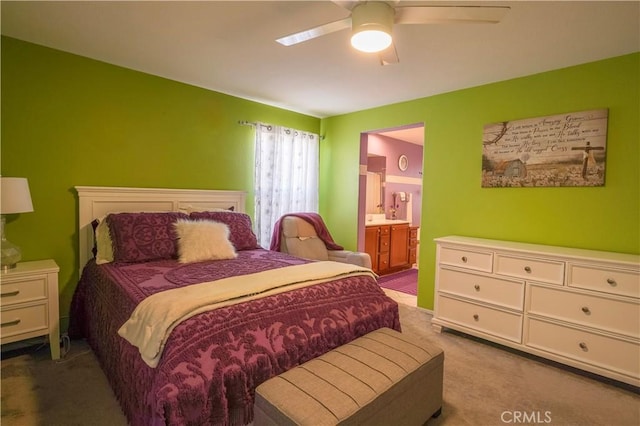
[
  {"xmin": 238, "ymin": 121, "xmax": 274, "ymax": 131},
  {"xmin": 238, "ymin": 120, "xmax": 324, "ymax": 140}
]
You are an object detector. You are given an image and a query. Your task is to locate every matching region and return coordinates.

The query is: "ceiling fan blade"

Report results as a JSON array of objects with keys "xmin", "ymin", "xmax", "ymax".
[
  {"xmin": 276, "ymin": 17, "xmax": 351, "ymax": 46},
  {"xmin": 331, "ymin": 0, "xmax": 360, "ymax": 11},
  {"xmin": 395, "ymin": 5, "xmax": 510, "ymax": 25},
  {"xmin": 379, "ymin": 42, "xmax": 399, "ymax": 66}
]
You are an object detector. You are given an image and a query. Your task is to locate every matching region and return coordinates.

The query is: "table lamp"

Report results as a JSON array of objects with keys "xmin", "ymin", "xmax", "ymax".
[{"xmin": 1, "ymin": 177, "xmax": 34, "ymax": 271}]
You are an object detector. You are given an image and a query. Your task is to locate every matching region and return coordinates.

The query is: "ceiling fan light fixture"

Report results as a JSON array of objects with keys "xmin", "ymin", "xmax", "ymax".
[
  {"xmin": 350, "ymin": 2, "xmax": 394, "ymax": 53},
  {"xmin": 351, "ymin": 28, "xmax": 392, "ymax": 53}
]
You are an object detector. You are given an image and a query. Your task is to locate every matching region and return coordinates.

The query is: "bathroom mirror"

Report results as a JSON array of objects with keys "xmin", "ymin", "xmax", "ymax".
[{"xmin": 366, "ymin": 155, "xmax": 386, "ymax": 214}]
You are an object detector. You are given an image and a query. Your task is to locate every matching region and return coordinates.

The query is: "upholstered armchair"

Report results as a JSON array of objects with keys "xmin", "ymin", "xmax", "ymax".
[{"xmin": 271, "ymin": 214, "xmax": 372, "ymax": 269}]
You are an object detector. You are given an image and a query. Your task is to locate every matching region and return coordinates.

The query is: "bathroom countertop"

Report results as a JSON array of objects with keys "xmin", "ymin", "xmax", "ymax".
[{"xmin": 365, "ymin": 219, "xmax": 410, "ymax": 226}]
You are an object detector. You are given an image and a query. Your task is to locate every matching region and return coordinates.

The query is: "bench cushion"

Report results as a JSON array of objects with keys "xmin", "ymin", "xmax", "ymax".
[{"xmin": 254, "ymin": 327, "xmax": 444, "ymax": 426}]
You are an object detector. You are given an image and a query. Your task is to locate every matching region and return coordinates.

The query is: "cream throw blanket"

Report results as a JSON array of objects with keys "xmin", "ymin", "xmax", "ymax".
[{"xmin": 118, "ymin": 261, "xmax": 377, "ymax": 368}]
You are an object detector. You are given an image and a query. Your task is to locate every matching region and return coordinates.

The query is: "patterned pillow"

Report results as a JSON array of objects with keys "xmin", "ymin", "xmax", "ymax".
[
  {"xmin": 107, "ymin": 212, "xmax": 188, "ymax": 263},
  {"xmin": 189, "ymin": 211, "xmax": 260, "ymax": 250}
]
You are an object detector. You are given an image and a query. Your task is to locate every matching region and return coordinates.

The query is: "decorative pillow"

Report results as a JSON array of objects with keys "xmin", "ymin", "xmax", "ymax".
[
  {"xmin": 94, "ymin": 216, "xmax": 114, "ymax": 264},
  {"xmin": 173, "ymin": 219, "xmax": 237, "ymax": 263},
  {"xmin": 107, "ymin": 212, "xmax": 188, "ymax": 263},
  {"xmin": 189, "ymin": 211, "xmax": 260, "ymax": 250}
]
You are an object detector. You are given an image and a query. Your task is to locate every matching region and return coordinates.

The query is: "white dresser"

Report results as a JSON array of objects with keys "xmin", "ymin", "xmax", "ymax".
[
  {"xmin": 1, "ymin": 259, "xmax": 60, "ymax": 359},
  {"xmin": 432, "ymin": 236, "xmax": 639, "ymax": 386}
]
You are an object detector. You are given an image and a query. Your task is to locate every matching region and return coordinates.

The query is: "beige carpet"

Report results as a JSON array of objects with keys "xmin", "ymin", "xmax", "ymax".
[{"xmin": 1, "ymin": 304, "xmax": 638, "ymax": 425}]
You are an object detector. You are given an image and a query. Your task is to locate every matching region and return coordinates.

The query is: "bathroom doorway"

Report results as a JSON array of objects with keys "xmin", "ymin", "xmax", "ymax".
[{"xmin": 357, "ymin": 123, "xmax": 424, "ymax": 277}]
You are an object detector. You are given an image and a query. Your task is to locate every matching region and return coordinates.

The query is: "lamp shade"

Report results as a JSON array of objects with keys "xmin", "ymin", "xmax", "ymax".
[
  {"xmin": 1, "ymin": 177, "xmax": 34, "ymax": 214},
  {"xmin": 350, "ymin": 2, "xmax": 394, "ymax": 53}
]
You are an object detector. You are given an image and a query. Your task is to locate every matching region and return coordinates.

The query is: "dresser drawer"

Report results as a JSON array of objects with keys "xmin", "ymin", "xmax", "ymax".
[
  {"xmin": 379, "ymin": 235, "xmax": 390, "ymax": 254},
  {"xmin": 438, "ymin": 268, "xmax": 524, "ymax": 311},
  {"xmin": 526, "ymin": 318, "xmax": 640, "ymax": 380},
  {"xmin": 0, "ymin": 303, "xmax": 48, "ymax": 340},
  {"xmin": 496, "ymin": 254, "xmax": 564, "ymax": 285},
  {"xmin": 568, "ymin": 264, "xmax": 639, "ymax": 299},
  {"xmin": 528, "ymin": 284, "xmax": 639, "ymax": 338},
  {"xmin": 0, "ymin": 277, "xmax": 48, "ymax": 306},
  {"xmin": 378, "ymin": 254, "xmax": 390, "ymax": 271},
  {"xmin": 437, "ymin": 295, "xmax": 522, "ymax": 343},
  {"xmin": 439, "ymin": 247, "xmax": 493, "ymax": 273},
  {"xmin": 408, "ymin": 248, "xmax": 417, "ymax": 265}
]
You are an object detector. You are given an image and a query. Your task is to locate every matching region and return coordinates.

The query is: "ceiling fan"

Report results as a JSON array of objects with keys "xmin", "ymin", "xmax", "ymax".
[{"xmin": 276, "ymin": 1, "xmax": 510, "ymax": 65}]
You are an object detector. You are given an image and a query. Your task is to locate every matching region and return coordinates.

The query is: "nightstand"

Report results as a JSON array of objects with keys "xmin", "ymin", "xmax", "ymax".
[{"xmin": 1, "ymin": 259, "xmax": 60, "ymax": 359}]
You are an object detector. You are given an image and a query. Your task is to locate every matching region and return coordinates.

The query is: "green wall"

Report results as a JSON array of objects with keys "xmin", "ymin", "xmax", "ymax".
[
  {"xmin": 320, "ymin": 53, "xmax": 639, "ymax": 309},
  {"xmin": 1, "ymin": 37, "xmax": 320, "ymax": 328}
]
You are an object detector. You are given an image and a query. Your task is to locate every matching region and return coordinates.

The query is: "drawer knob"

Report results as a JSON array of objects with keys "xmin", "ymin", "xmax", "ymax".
[
  {"xmin": 474, "ymin": 284, "xmax": 480, "ymax": 291},
  {"xmin": 461, "ymin": 256, "xmax": 468, "ymax": 263},
  {"xmin": 0, "ymin": 290, "xmax": 20, "ymax": 297},
  {"xmin": 579, "ymin": 342, "xmax": 588, "ymax": 352},
  {"xmin": 524, "ymin": 266, "xmax": 532, "ymax": 273},
  {"xmin": 606, "ymin": 278, "xmax": 617, "ymax": 286},
  {"xmin": 581, "ymin": 306, "xmax": 591, "ymax": 315},
  {"xmin": 473, "ymin": 314, "xmax": 479, "ymax": 321},
  {"xmin": 1, "ymin": 319, "xmax": 21, "ymax": 327}
]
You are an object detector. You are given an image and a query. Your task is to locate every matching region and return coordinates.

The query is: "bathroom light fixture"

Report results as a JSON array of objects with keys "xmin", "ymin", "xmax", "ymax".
[
  {"xmin": 350, "ymin": 2, "xmax": 394, "ymax": 53},
  {"xmin": 1, "ymin": 177, "xmax": 34, "ymax": 270}
]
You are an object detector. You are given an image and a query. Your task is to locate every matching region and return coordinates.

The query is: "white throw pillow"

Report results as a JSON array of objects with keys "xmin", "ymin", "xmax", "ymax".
[
  {"xmin": 95, "ymin": 216, "xmax": 114, "ymax": 264},
  {"xmin": 174, "ymin": 219, "xmax": 238, "ymax": 263}
]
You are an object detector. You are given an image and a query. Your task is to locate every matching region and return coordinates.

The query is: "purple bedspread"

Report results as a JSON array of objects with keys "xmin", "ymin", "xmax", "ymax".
[{"xmin": 69, "ymin": 249, "xmax": 400, "ymax": 425}]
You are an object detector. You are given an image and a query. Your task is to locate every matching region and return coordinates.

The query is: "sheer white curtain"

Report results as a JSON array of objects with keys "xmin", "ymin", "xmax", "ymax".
[{"xmin": 254, "ymin": 123, "xmax": 319, "ymax": 248}]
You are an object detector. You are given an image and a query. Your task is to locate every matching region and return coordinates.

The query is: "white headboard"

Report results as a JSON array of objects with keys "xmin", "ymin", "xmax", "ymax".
[{"xmin": 75, "ymin": 186, "xmax": 247, "ymax": 275}]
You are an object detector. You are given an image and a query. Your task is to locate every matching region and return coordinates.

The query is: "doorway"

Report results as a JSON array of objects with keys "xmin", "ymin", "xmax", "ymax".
[{"xmin": 357, "ymin": 123, "xmax": 424, "ymax": 284}]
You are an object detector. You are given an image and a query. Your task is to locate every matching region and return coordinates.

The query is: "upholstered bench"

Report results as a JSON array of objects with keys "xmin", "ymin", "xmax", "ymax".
[{"xmin": 254, "ymin": 327, "xmax": 444, "ymax": 426}]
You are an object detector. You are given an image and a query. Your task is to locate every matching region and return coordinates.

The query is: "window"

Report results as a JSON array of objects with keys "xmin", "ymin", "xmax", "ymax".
[{"xmin": 254, "ymin": 123, "xmax": 319, "ymax": 248}]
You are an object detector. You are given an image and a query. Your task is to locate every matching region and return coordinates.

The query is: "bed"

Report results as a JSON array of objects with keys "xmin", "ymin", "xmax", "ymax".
[{"xmin": 68, "ymin": 186, "xmax": 401, "ymax": 426}]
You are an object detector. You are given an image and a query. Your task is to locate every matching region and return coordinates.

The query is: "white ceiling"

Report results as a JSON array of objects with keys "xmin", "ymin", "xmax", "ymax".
[{"xmin": 1, "ymin": 0, "xmax": 639, "ymax": 123}]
